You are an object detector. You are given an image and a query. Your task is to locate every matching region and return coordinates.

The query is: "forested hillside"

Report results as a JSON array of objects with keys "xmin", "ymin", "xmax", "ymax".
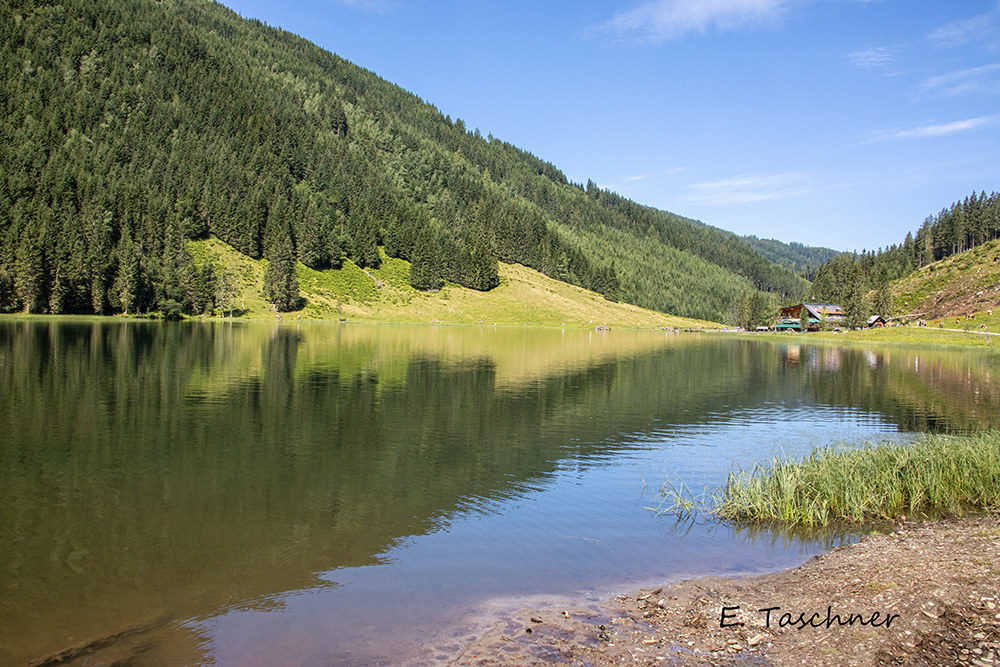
[
  {"xmin": 809, "ymin": 191, "xmax": 1000, "ymax": 307},
  {"xmin": 0, "ymin": 0, "xmax": 807, "ymax": 320},
  {"xmin": 740, "ymin": 235, "xmax": 839, "ymax": 279}
]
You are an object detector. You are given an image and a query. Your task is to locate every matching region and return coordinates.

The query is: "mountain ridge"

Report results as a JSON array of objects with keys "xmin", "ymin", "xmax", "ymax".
[
  {"xmin": 740, "ymin": 235, "xmax": 840, "ymax": 278},
  {"xmin": 0, "ymin": 0, "xmax": 808, "ymax": 320}
]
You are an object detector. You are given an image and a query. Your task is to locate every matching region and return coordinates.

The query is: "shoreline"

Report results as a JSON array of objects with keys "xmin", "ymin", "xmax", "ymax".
[
  {"xmin": 451, "ymin": 514, "xmax": 1000, "ymax": 666},
  {"xmin": 0, "ymin": 312, "xmax": 690, "ymax": 331},
  {"xmin": 7, "ymin": 314, "xmax": 1000, "ymax": 351}
]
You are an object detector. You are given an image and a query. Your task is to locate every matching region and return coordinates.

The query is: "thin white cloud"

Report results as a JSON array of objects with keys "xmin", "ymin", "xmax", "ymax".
[
  {"xmin": 680, "ymin": 172, "xmax": 812, "ymax": 206},
  {"xmin": 604, "ymin": 167, "xmax": 687, "ymax": 191},
  {"xmin": 848, "ymin": 46, "xmax": 894, "ymax": 69},
  {"xmin": 895, "ymin": 116, "xmax": 999, "ymax": 139},
  {"xmin": 601, "ymin": 0, "xmax": 793, "ymax": 44},
  {"xmin": 927, "ymin": 12, "xmax": 998, "ymax": 49},
  {"xmin": 919, "ymin": 63, "xmax": 1000, "ymax": 96},
  {"xmin": 869, "ymin": 115, "xmax": 1000, "ymax": 142}
]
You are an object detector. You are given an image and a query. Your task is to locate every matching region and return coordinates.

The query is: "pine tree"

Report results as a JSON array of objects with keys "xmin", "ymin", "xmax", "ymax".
[
  {"xmin": 602, "ymin": 261, "xmax": 620, "ymax": 302},
  {"xmin": 467, "ymin": 244, "xmax": 499, "ymax": 291},
  {"xmin": 296, "ymin": 199, "xmax": 327, "ymax": 268},
  {"xmin": 331, "ymin": 99, "xmax": 348, "ymax": 139},
  {"xmin": 158, "ymin": 219, "xmax": 193, "ymax": 318},
  {"xmin": 326, "ymin": 226, "xmax": 347, "ymax": 269},
  {"xmin": 736, "ymin": 291, "xmax": 752, "ymax": 330},
  {"xmin": 842, "ymin": 264, "xmax": 871, "ymax": 329},
  {"xmin": 264, "ymin": 233, "xmax": 299, "ymax": 312},
  {"xmin": 873, "ymin": 281, "xmax": 893, "ymax": 321},
  {"xmin": 216, "ymin": 269, "xmax": 239, "ymax": 317},
  {"xmin": 749, "ymin": 291, "xmax": 773, "ymax": 329},
  {"xmin": 15, "ymin": 232, "xmax": 45, "ymax": 314},
  {"xmin": 114, "ymin": 229, "xmax": 139, "ymax": 315},
  {"xmin": 189, "ymin": 261, "xmax": 216, "ymax": 315},
  {"xmin": 409, "ymin": 225, "xmax": 441, "ymax": 290}
]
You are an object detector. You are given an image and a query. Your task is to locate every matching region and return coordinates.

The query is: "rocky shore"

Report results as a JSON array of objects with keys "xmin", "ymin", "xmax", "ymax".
[{"xmin": 451, "ymin": 514, "xmax": 1000, "ymax": 667}]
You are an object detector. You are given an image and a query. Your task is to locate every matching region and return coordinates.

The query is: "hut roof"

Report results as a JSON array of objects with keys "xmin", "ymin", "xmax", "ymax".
[{"xmin": 780, "ymin": 303, "xmax": 844, "ymax": 319}]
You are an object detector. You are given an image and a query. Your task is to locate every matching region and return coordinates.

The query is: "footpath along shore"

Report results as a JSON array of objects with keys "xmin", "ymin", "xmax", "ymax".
[{"xmin": 451, "ymin": 514, "xmax": 1000, "ymax": 667}]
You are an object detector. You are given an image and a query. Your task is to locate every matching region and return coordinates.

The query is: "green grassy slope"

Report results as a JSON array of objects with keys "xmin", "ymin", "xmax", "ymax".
[
  {"xmin": 893, "ymin": 239, "xmax": 1000, "ymax": 321},
  {"xmin": 189, "ymin": 238, "xmax": 711, "ymax": 329}
]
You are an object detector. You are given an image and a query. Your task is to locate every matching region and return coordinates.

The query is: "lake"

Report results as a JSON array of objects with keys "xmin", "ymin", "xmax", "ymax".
[{"xmin": 2, "ymin": 319, "xmax": 997, "ymax": 666}]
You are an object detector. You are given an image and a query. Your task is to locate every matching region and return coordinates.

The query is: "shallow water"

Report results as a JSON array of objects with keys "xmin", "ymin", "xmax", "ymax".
[{"xmin": 1, "ymin": 320, "xmax": 997, "ymax": 665}]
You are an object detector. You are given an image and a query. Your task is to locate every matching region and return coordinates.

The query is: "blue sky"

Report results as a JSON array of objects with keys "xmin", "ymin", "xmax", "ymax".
[{"xmin": 221, "ymin": 0, "xmax": 1000, "ymax": 252}]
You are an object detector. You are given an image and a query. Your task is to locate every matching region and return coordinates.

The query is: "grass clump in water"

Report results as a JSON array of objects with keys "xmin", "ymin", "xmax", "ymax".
[{"xmin": 712, "ymin": 432, "xmax": 1000, "ymax": 526}]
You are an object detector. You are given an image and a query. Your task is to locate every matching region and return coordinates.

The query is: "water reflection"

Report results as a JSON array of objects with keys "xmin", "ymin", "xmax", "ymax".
[
  {"xmin": 782, "ymin": 342, "xmax": 1000, "ymax": 432},
  {"xmin": 1, "ymin": 321, "xmax": 997, "ymax": 665}
]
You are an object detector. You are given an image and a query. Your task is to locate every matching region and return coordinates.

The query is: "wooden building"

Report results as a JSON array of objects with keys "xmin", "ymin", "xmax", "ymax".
[{"xmin": 777, "ymin": 303, "xmax": 845, "ymax": 331}]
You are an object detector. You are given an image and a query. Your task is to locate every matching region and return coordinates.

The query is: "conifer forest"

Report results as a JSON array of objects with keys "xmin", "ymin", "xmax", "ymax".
[{"xmin": 0, "ymin": 0, "xmax": 813, "ymax": 320}]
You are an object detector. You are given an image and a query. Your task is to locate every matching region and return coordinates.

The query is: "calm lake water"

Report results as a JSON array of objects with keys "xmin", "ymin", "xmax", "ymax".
[{"xmin": 2, "ymin": 320, "xmax": 998, "ymax": 666}]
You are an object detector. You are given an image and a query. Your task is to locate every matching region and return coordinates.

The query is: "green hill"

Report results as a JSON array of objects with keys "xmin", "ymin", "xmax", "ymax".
[
  {"xmin": 740, "ymin": 235, "xmax": 840, "ymax": 278},
  {"xmin": 0, "ymin": 0, "xmax": 808, "ymax": 322},
  {"xmin": 807, "ymin": 190, "xmax": 999, "ymax": 308},
  {"xmin": 186, "ymin": 237, "xmax": 710, "ymax": 328},
  {"xmin": 892, "ymin": 239, "xmax": 1000, "ymax": 322}
]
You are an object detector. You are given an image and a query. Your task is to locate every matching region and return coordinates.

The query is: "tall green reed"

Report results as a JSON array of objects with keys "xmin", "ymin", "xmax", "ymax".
[{"xmin": 711, "ymin": 432, "xmax": 1000, "ymax": 526}]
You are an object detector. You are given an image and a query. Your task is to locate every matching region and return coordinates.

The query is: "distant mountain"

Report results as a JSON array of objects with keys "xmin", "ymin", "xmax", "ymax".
[
  {"xmin": 0, "ymin": 0, "xmax": 808, "ymax": 320},
  {"xmin": 740, "ymin": 236, "xmax": 840, "ymax": 279}
]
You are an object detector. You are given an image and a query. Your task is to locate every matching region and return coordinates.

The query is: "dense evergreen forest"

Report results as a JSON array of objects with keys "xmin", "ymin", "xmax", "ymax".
[
  {"xmin": 740, "ymin": 235, "xmax": 839, "ymax": 279},
  {"xmin": 0, "ymin": 0, "xmax": 808, "ymax": 319},
  {"xmin": 809, "ymin": 191, "xmax": 1000, "ymax": 319}
]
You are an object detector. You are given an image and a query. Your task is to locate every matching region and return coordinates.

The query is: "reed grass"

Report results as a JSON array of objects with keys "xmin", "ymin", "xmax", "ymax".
[{"xmin": 711, "ymin": 432, "xmax": 1000, "ymax": 526}]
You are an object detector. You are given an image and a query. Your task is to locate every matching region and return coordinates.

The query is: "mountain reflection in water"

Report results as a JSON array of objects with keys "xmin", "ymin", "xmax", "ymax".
[{"xmin": 1, "ymin": 320, "xmax": 996, "ymax": 665}]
